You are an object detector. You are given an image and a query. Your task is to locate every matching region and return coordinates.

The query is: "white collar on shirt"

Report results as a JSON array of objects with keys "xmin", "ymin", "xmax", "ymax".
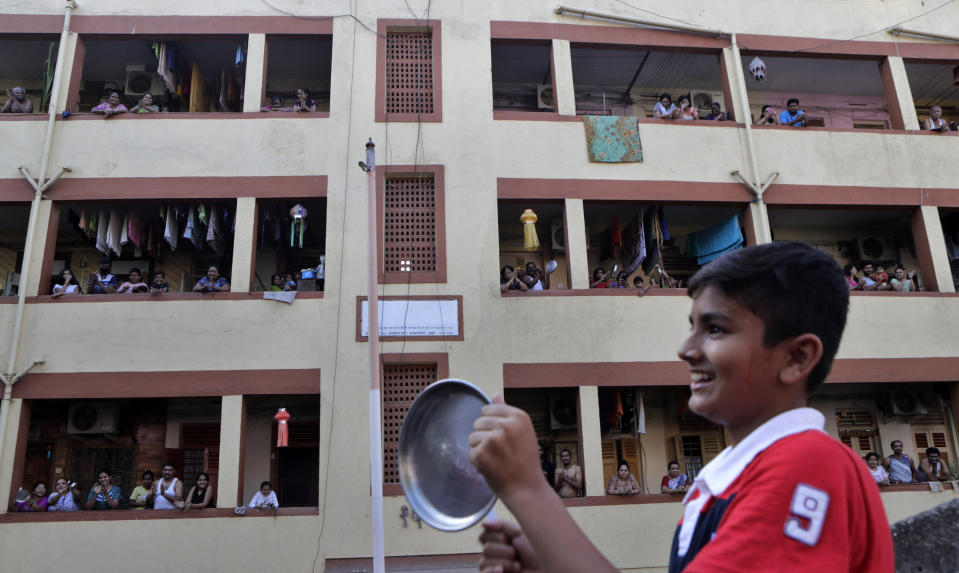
[
  {"xmin": 690, "ymin": 407, "xmax": 826, "ymax": 499},
  {"xmin": 676, "ymin": 407, "xmax": 825, "ymax": 557}
]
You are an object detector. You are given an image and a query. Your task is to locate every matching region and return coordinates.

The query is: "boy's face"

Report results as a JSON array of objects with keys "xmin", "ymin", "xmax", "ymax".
[
  {"xmin": 261, "ymin": 485, "xmax": 272, "ymax": 496},
  {"xmin": 678, "ymin": 286, "xmax": 788, "ymax": 437}
]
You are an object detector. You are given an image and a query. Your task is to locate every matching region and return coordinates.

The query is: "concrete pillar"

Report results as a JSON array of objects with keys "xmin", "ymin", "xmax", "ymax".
[
  {"xmin": 880, "ymin": 56, "xmax": 920, "ymax": 131},
  {"xmin": 230, "ymin": 197, "xmax": 257, "ymax": 292},
  {"xmin": 55, "ymin": 32, "xmax": 81, "ymax": 113},
  {"xmin": 551, "ymin": 39, "xmax": 576, "ymax": 116},
  {"xmin": 216, "ymin": 395, "xmax": 246, "ymax": 508},
  {"xmin": 26, "ymin": 200, "xmax": 57, "ymax": 297},
  {"xmin": 243, "ymin": 34, "xmax": 268, "ymax": 113},
  {"xmin": 910, "ymin": 206, "xmax": 955, "ymax": 293},
  {"xmin": 0, "ymin": 399, "xmax": 28, "ymax": 514},
  {"xmin": 720, "ymin": 47, "xmax": 746, "ymax": 123},
  {"xmin": 564, "ymin": 199, "xmax": 589, "ymax": 289},
  {"xmin": 578, "ymin": 386, "xmax": 603, "ymax": 497}
]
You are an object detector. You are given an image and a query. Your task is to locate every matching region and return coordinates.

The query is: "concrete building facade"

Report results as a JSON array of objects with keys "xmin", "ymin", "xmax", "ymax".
[{"xmin": 1, "ymin": 1, "xmax": 959, "ymax": 571}]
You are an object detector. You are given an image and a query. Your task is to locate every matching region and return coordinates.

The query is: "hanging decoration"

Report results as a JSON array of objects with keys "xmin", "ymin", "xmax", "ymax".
[
  {"xmin": 290, "ymin": 204, "xmax": 308, "ymax": 249},
  {"xmin": 749, "ymin": 56, "xmax": 767, "ymax": 81},
  {"xmin": 521, "ymin": 208, "xmax": 539, "ymax": 251},
  {"xmin": 275, "ymin": 408, "xmax": 290, "ymax": 448}
]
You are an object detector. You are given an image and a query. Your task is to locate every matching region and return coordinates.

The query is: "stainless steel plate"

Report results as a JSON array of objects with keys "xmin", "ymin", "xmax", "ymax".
[{"xmin": 398, "ymin": 378, "xmax": 496, "ymax": 531}]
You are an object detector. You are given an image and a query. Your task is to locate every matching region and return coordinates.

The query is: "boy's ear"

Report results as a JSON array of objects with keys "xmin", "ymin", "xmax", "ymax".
[{"xmin": 779, "ymin": 334, "xmax": 824, "ymax": 387}]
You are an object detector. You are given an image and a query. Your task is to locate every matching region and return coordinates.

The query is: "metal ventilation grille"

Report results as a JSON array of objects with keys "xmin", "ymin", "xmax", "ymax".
[
  {"xmin": 382, "ymin": 362, "xmax": 437, "ymax": 483},
  {"xmin": 385, "ymin": 30, "xmax": 434, "ymax": 115},
  {"xmin": 383, "ymin": 175, "xmax": 437, "ymax": 274}
]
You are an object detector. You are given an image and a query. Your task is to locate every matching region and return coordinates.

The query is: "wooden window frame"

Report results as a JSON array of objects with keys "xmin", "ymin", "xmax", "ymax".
[
  {"xmin": 375, "ymin": 19, "xmax": 443, "ymax": 122},
  {"xmin": 380, "ymin": 353, "xmax": 450, "ymax": 495},
  {"xmin": 376, "ymin": 165, "xmax": 447, "ymax": 284}
]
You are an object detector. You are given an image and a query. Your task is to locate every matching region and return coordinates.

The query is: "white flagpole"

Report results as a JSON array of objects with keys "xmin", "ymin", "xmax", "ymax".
[{"xmin": 361, "ymin": 139, "xmax": 386, "ymax": 573}]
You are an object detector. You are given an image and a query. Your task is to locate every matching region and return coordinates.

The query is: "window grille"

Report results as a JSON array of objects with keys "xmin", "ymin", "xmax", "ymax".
[
  {"xmin": 382, "ymin": 362, "xmax": 437, "ymax": 483},
  {"xmin": 385, "ymin": 29, "xmax": 434, "ymax": 115},
  {"xmin": 383, "ymin": 175, "xmax": 437, "ymax": 274}
]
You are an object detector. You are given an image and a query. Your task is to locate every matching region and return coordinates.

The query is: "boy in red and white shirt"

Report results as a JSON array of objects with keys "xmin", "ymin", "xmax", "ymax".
[{"xmin": 469, "ymin": 242, "xmax": 893, "ymax": 573}]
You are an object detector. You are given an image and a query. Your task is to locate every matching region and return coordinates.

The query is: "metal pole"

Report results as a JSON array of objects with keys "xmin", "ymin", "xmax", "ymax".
[
  {"xmin": 554, "ymin": 5, "xmax": 726, "ymax": 37},
  {"xmin": 361, "ymin": 139, "xmax": 386, "ymax": 573}
]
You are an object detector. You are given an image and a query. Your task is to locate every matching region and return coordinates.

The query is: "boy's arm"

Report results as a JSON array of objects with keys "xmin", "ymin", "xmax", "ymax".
[{"xmin": 470, "ymin": 397, "xmax": 618, "ymax": 573}]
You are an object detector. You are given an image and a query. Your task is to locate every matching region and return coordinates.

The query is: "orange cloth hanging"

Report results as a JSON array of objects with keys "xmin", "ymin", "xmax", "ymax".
[{"xmin": 274, "ymin": 408, "xmax": 290, "ymax": 447}]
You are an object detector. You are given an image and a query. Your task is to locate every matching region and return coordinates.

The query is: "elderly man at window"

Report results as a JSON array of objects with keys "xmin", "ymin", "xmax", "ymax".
[{"xmin": 1, "ymin": 87, "xmax": 33, "ymax": 113}]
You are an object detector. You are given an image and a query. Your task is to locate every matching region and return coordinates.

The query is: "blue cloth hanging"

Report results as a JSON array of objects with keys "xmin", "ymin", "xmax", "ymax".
[{"xmin": 686, "ymin": 215, "xmax": 743, "ymax": 264}]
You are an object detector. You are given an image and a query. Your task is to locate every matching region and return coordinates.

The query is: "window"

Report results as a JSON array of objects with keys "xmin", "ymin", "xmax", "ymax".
[
  {"xmin": 741, "ymin": 54, "xmax": 889, "ymax": 129},
  {"xmin": 584, "ymin": 202, "xmax": 746, "ymax": 290},
  {"xmin": 767, "ymin": 207, "xmax": 925, "ymax": 292},
  {"xmin": 253, "ymin": 198, "xmax": 327, "ymax": 292},
  {"xmin": 263, "ymin": 36, "xmax": 332, "ymax": 113},
  {"xmin": 0, "ymin": 36, "xmax": 60, "ymax": 113},
  {"xmin": 48, "ymin": 200, "xmax": 237, "ymax": 295},
  {"xmin": 382, "ymin": 362, "xmax": 438, "ymax": 484},
  {"xmin": 376, "ymin": 19, "xmax": 442, "ymax": 122},
  {"xmin": 72, "ymin": 37, "xmax": 246, "ymax": 113},
  {"xmin": 377, "ymin": 166, "xmax": 446, "ymax": 283},
  {"xmin": 491, "ymin": 41, "xmax": 554, "ymax": 112},
  {"xmin": 0, "ymin": 204, "xmax": 29, "ymax": 296},
  {"xmin": 904, "ymin": 61, "xmax": 959, "ymax": 130},
  {"xmin": 497, "ymin": 200, "xmax": 567, "ymax": 291},
  {"xmin": 572, "ymin": 45, "xmax": 728, "ymax": 119}
]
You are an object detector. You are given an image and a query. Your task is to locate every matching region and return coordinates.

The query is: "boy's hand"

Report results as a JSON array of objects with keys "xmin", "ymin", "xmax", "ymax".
[
  {"xmin": 479, "ymin": 520, "xmax": 543, "ymax": 573},
  {"xmin": 469, "ymin": 395, "xmax": 544, "ymax": 503}
]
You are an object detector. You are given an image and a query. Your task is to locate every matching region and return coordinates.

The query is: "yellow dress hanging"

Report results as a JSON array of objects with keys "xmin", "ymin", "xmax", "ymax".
[{"xmin": 521, "ymin": 209, "xmax": 539, "ymax": 251}]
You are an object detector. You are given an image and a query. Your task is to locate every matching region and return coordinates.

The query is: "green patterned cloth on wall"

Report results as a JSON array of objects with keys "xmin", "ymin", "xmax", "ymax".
[{"xmin": 583, "ymin": 116, "xmax": 643, "ymax": 163}]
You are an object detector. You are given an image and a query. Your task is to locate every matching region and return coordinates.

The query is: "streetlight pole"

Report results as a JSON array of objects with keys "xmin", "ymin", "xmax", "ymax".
[{"xmin": 359, "ymin": 139, "xmax": 385, "ymax": 573}]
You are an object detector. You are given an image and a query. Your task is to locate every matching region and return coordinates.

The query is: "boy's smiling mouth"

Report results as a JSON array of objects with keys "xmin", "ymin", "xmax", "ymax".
[{"xmin": 690, "ymin": 371, "xmax": 715, "ymax": 390}]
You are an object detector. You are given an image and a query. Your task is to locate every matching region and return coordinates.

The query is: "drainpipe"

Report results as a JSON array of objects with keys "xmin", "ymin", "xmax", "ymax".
[
  {"xmin": 729, "ymin": 33, "xmax": 777, "ymax": 244},
  {"xmin": 0, "ymin": 0, "xmax": 75, "ymax": 489}
]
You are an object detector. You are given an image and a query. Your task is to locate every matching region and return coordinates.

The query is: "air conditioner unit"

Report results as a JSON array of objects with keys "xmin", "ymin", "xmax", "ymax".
[
  {"xmin": 887, "ymin": 390, "xmax": 928, "ymax": 417},
  {"xmin": 690, "ymin": 90, "xmax": 724, "ymax": 113},
  {"xmin": 551, "ymin": 224, "xmax": 589, "ymax": 251},
  {"xmin": 550, "ymin": 394, "xmax": 578, "ymax": 430},
  {"xmin": 125, "ymin": 71, "xmax": 166, "ymax": 97},
  {"xmin": 856, "ymin": 236, "xmax": 897, "ymax": 261},
  {"xmin": 537, "ymin": 84, "xmax": 555, "ymax": 109},
  {"xmin": 67, "ymin": 402, "xmax": 118, "ymax": 434}
]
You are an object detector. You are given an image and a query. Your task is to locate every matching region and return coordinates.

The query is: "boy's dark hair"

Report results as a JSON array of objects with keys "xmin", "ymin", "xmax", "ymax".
[
  {"xmin": 926, "ymin": 447, "xmax": 940, "ymax": 456},
  {"xmin": 260, "ymin": 480, "xmax": 273, "ymax": 489},
  {"xmin": 865, "ymin": 451, "xmax": 880, "ymax": 461},
  {"xmin": 668, "ymin": 460, "xmax": 680, "ymax": 469},
  {"xmin": 787, "ymin": 97, "xmax": 800, "ymax": 106},
  {"xmin": 142, "ymin": 470, "xmax": 154, "ymax": 479},
  {"xmin": 618, "ymin": 460, "xmax": 629, "ymax": 470},
  {"xmin": 890, "ymin": 440, "xmax": 903, "ymax": 448},
  {"xmin": 162, "ymin": 461, "xmax": 176, "ymax": 470},
  {"xmin": 686, "ymin": 242, "xmax": 849, "ymax": 393}
]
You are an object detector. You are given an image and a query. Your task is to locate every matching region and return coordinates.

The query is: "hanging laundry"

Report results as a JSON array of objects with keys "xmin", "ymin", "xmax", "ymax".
[
  {"xmin": 183, "ymin": 205, "xmax": 198, "ymax": 248},
  {"xmin": 235, "ymin": 43, "xmax": 245, "ymax": 69},
  {"xmin": 609, "ymin": 391, "xmax": 624, "ymax": 430},
  {"xmin": 685, "ymin": 214, "xmax": 743, "ymax": 265},
  {"xmin": 658, "ymin": 206, "xmax": 670, "ymax": 242},
  {"xmin": 107, "ymin": 209, "xmax": 123, "ymax": 257},
  {"xmin": 157, "ymin": 42, "xmax": 176, "ymax": 94},
  {"xmin": 163, "ymin": 205, "xmax": 178, "ymax": 252},
  {"xmin": 128, "ymin": 208, "xmax": 144, "ymax": 247},
  {"xmin": 95, "ymin": 208, "xmax": 109, "ymax": 254},
  {"xmin": 198, "ymin": 204, "xmax": 207, "ymax": 226},
  {"xmin": 78, "ymin": 210, "xmax": 88, "ymax": 237},
  {"xmin": 621, "ymin": 212, "xmax": 646, "ymax": 275},
  {"xmin": 641, "ymin": 208, "xmax": 661, "ymax": 273},
  {"xmin": 583, "ymin": 116, "xmax": 644, "ymax": 163},
  {"xmin": 87, "ymin": 210, "xmax": 98, "ymax": 239},
  {"xmin": 206, "ymin": 205, "xmax": 225, "ymax": 255},
  {"xmin": 610, "ymin": 214, "xmax": 622, "ymax": 259},
  {"xmin": 119, "ymin": 211, "xmax": 130, "ymax": 250}
]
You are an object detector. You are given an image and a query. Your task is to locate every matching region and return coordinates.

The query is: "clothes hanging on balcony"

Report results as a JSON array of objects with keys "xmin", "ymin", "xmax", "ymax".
[
  {"xmin": 621, "ymin": 211, "xmax": 646, "ymax": 275},
  {"xmin": 128, "ymin": 208, "xmax": 144, "ymax": 247},
  {"xmin": 163, "ymin": 205, "xmax": 178, "ymax": 252},
  {"xmin": 686, "ymin": 214, "xmax": 743, "ymax": 265},
  {"xmin": 583, "ymin": 116, "xmax": 644, "ymax": 163},
  {"xmin": 207, "ymin": 205, "xmax": 225, "ymax": 255},
  {"xmin": 641, "ymin": 207, "xmax": 663, "ymax": 273},
  {"xmin": 119, "ymin": 211, "xmax": 130, "ymax": 250},
  {"xmin": 107, "ymin": 209, "xmax": 124, "ymax": 257},
  {"xmin": 95, "ymin": 209, "xmax": 109, "ymax": 254}
]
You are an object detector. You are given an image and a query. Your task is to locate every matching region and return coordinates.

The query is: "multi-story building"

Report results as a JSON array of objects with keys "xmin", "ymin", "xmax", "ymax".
[{"xmin": 1, "ymin": 1, "xmax": 958, "ymax": 571}]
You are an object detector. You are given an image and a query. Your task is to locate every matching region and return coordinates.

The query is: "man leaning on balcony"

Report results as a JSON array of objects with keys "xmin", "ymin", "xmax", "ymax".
[{"xmin": 779, "ymin": 98, "xmax": 808, "ymax": 127}]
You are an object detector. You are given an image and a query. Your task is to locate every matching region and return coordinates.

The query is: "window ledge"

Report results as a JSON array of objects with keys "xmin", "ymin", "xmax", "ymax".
[
  {"xmin": 27, "ymin": 291, "xmax": 324, "ymax": 303},
  {"xmin": 0, "ymin": 506, "xmax": 318, "ymax": 522},
  {"xmin": 56, "ymin": 111, "xmax": 330, "ymax": 121},
  {"xmin": 0, "ymin": 113, "xmax": 49, "ymax": 121},
  {"xmin": 493, "ymin": 110, "xmax": 583, "ymax": 122},
  {"xmin": 562, "ymin": 494, "xmax": 682, "ymax": 507},
  {"xmin": 501, "ymin": 288, "xmax": 687, "ymax": 297},
  {"xmin": 849, "ymin": 291, "xmax": 958, "ymax": 297}
]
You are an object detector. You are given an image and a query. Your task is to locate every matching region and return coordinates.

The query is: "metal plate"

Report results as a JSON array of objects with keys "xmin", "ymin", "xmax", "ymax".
[{"xmin": 398, "ymin": 378, "xmax": 496, "ymax": 531}]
